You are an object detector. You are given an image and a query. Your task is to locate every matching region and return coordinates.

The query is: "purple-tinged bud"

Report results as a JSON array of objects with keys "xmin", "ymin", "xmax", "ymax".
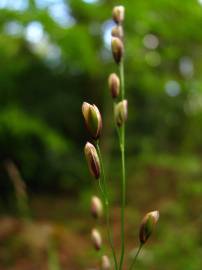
[
  {"xmin": 101, "ymin": 255, "xmax": 111, "ymax": 270},
  {"xmin": 84, "ymin": 142, "xmax": 100, "ymax": 180},
  {"xmin": 91, "ymin": 196, "xmax": 103, "ymax": 218},
  {"xmin": 108, "ymin": 73, "xmax": 120, "ymax": 98},
  {"xmin": 139, "ymin": 210, "xmax": 159, "ymax": 244},
  {"xmin": 111, "ymin": 37, "xmax": 124, "ymax": 64},
  {"xmin": 111, "ymin": 25, "xmax": 124, "ymax": 40},
  {"xmin": 91, "ymin": 228, "xmax": 102, "ymax": 251},
  {"xmin": 82, "ymin": 102, "xmax": 102, "ymax": 140},
  {"xmin": 112, "ymin": 6, "xmax": 125, "ymax": 24},
  {"xmin": 115, "ymin": 100, "xmax": 128, "ymax": 126}
]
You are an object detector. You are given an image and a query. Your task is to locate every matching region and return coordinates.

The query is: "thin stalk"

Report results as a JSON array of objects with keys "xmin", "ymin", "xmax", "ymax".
[
  {"xmin": 95, "ymin": 141, "xmax": 118, "ymax": 270},
  {"xmin": 98, "ymin": 178, "xmax": 105, "ymax": 199},
  {"xmin": 120, "ymin": 60, "xmax": 125, "ymax": 100},
  {"xmin": 118, "ymin": 59, "xmax": 126, "ymax": 270},
  {"xmin": 5, "ymin": 160, "xmax": 30, "ymax": 220},
  {"xmin": 119, "ymin": 124, "xmax": 126, "ymax": 270},
  {"xmin": 48, "ymin": 242, "xmax": 61, "ymax": 270},
  {"xmin": 128, "ymin": 244, "xmax": 143, "ymax": 270}
]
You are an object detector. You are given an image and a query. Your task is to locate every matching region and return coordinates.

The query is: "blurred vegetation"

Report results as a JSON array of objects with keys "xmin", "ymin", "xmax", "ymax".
[{"xmin": 0, "ymin": 0, "xmax": 202, "ymax": 269}]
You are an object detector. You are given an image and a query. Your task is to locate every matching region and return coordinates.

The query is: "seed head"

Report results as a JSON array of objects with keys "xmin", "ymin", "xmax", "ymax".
[
  {"xmin": 91, "ymin": 228, "xmax": 102, "ymax": 250},
  {"xmin": 111, "ymin": 37, "xmax": 124, "ymax": 64},
  {"xmin": 112, "ymin": 5, "xmax": 125, "ymax": 24},
  {"xmin": 139, "ymin": 210, "xmax": 159, "ymax": 244},
  {"xmin": 111, "ymin": 25, "xmax": 124, "ymax": 40},
  {"xmin": 108, "ymin": 73, "xmax": 120, "ymax": 98},
  {"xmin": 84, "ymin": 142, "xmax": 100, "ymax": 180},
  {"xmin": 91, "ymin": 196, "xmax": 103, "ymax": 218},
  {"xmin": 115, "ymin": 99, "xmax": 128, "ymax": 126},
  {"xmin": 101, "ymin": 255, "xmax": 111, "ymax": 270},
  {"xmin": 82, "ymin": 102, "xmax": 102, "ymax": 140}
]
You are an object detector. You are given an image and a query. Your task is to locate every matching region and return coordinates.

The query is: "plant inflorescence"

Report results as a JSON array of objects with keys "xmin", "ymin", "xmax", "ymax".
[{"xmin": 82, "ymin": 5, "xmax": 159, "ymax": 270}]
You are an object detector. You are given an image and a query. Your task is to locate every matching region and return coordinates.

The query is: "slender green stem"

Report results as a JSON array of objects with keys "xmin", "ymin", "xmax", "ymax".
[
  {"xmin": 128, "ymin": 244, "xmax": 143, "ymax": 270},
  {"xmin": 119, "ymin": 124, "xmax": 126, "ymax": 270},
  {"xmin": 120, "ymin": 60, "xmax": 125, "ymax": 100},
  {"xmin": 98, "ymin": 178, "xmax": 105, "ymax": 198},
  {"xmin": 118, "ymin": 60, "xmax": 126, "ymax": 270},
  {"xmin": 95, "ymin": 141, "xmax": 118, "ymax": 270},
  {"xmin": 96, "ymin": 142, "xmax": 107, "ymax": 200}
]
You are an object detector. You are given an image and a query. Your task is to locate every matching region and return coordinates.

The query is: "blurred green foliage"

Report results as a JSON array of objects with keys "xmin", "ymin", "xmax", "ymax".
[
  {"xmin": 1, "ymin": 0, "xmax": 202, "ymax": 190},
  {"xmin": 0, "ymin": 0, "xmax": 202, "ymax": 269}
]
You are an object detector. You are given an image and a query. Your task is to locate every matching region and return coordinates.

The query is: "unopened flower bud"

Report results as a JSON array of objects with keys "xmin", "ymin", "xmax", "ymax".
[
  {"xmin": 115, "ymin": 100, "xmax": 128, "ymax": 126},
  {"xmin": 139, "ymin": 210, "xmax": 159, "ymax": 244},
  {"xmin": 111, "ymin": 37, "xmax": 124, "ymax": 64},
  {"xmin": 82, "ymin": 102, "xmax": 102, "ymax": 140},
  {"xmin": 91, "ymin": 196, "xmax": 103, "ymax": 218},
  {"xmin": 111, "ymin": 25, "xmax": 124, "ymax": 40},
  {"xmin": 91, "ymin": 228, "xmax": 102, "ymax": 250},
  {"xmin": 101, "ymin": 255, "xmax": 111, "ymax": 270},
  {"xmin": 84, "ymin": 142, "xmax": 100, "ymax": 180},
  {"xmin": 112, "ymin": 5, "xmax": 125, "ymax": 24},
  {"xmin": 108, "ymin": 73, "xmax": 120, "ymax": 98}
]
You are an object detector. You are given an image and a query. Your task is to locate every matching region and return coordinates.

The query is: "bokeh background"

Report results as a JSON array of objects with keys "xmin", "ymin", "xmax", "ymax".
[{"xmin": 0, "ymin": 0, "xmax": 202, "ymax": 269}]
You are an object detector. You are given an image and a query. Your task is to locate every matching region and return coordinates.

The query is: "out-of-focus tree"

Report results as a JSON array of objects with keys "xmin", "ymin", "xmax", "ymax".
[{"xmin": 0, "ymin": 0, "xmax": 202, "ymax": 193}]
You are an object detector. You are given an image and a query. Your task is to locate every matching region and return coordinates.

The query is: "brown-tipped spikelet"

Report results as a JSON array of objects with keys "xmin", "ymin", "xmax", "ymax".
[
  {"xmin": 112, "ymin": 5, "xmax": 125, "ymax": 24},
  {"xmin": 108, "ymin": 73, "xmax": 120, "ymax": 98},
  {"xmin": 91, "ymin": 196, "xmax": 103, "ymax": 218},
  {"xmin": 82, "ymin": 102, "xmax": 102, "ymax": 140},
  {"xmin": 91, "ymin": 228, "xmax": 102, "ymax": 250},
  {"xmin": 111, "ymin": 25, "xmax": 124, "ymax": 40},
  {"xmin": 115, "ymin": 99, "xmax": 128, "ymax": 126},
  {"xmin": 139, "ymin": 210, "xmax": 159, "ymax": 244},
  {"xmin": 101, "ymin": 255, "xmax": 111, "ymax": 270},
  {"xmin": 111, "ymin": 37, "xmax": 124, "ymax": 64},
  {"xmin": 84, "ymin": 142, "xmax": 100, "ymax": 180}
]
